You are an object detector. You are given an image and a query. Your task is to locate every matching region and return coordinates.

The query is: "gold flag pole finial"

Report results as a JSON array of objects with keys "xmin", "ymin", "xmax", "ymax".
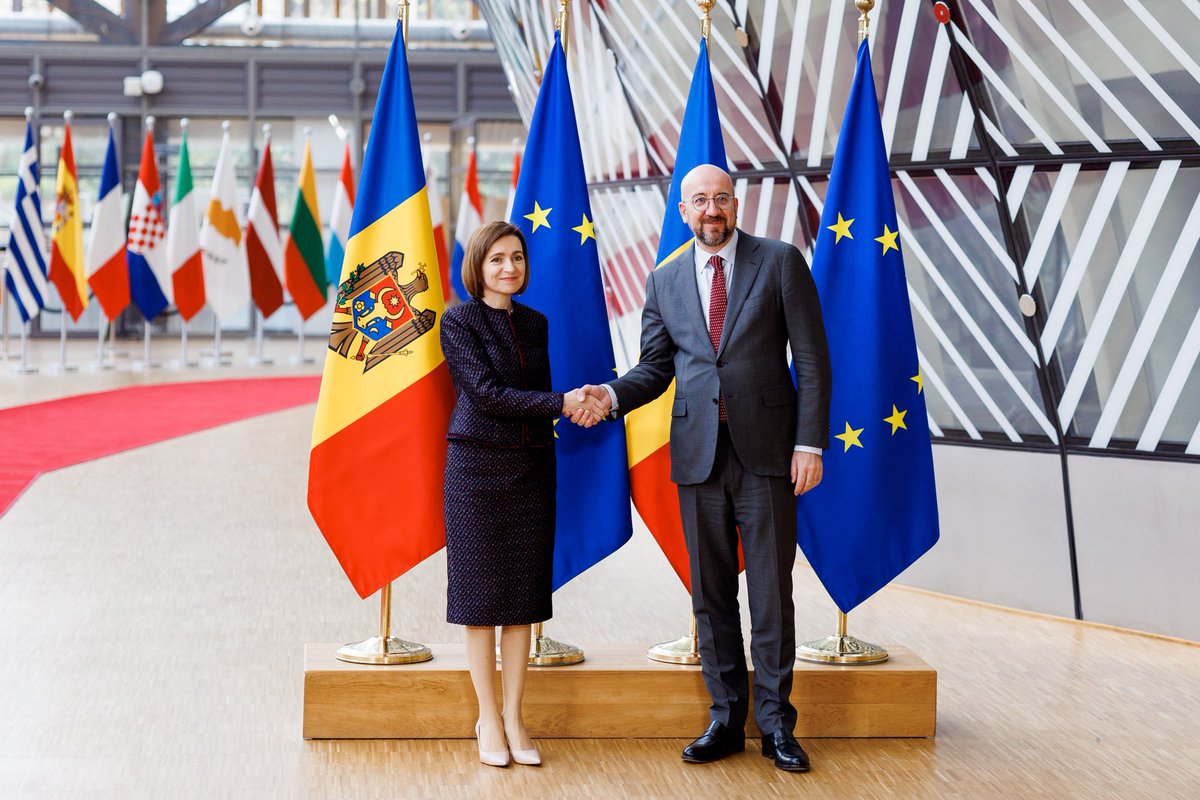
[
  {"xmin": 554, "ymin": 0, "xmax": 571, "ymax": 57},
  {"xmin": 697, "ymin": 0, "xmax": 715, "ymax": 41},
  {"xmin": 856, "ymin": 0, "xmax": 875, "ymax": 44},
  {"xmin": 397, "ymin": 0, "xmax": 410, "ymax": 47}
]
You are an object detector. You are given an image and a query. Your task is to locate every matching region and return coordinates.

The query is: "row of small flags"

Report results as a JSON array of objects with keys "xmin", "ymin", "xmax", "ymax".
[{"xmin": 2, "ymin": 115, "xmax": 520, "ymax": 332}]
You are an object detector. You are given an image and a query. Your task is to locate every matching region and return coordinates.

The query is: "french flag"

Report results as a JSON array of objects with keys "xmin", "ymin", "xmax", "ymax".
[
  {"xmin": 325, "ymin": 142, "xmax": 355, "ymax": 289},
  {"xmin": 449, "ymin": 146, "xmax": 483, "ymax": 302},
  {"xmin": 85, "ymin": 123, "xmax": 129, "ymax": 321},
  {"xmin": 126, "ymin": 126, "xmax": 171, "ymax": 321}
]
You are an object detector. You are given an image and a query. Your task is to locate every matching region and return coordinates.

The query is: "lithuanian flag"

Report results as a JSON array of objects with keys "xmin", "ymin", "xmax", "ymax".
[
  {"xmin": 627, "ymin": 38, "xmax": 729, "ymax": 591},
  {"xmin": 48, "ymin": 115, "xmax": 87, "ymax": 321},
  {"xmin": 285, "ymin": 139, "xmax": 327, "ymax": 320},
  {"xmin": 307, "ymin": 24, "xmax": 454, "ymax": 599}
]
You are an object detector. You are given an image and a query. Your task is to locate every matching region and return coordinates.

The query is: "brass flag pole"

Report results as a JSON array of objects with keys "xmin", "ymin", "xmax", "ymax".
[
  {"xmin": 519, "ymin": 0, "xmax": 586, "ymax": 668},
  {"xmin": 646, "ymin": 0, "xmax": 718, "ymax": 668},
  {"xmin": 335, "ymin": 0, "xmax": 432, "ymax": 667},
  {"xmin": 795, "ymin": 0, "xmax": 888, "ymax": 667}
]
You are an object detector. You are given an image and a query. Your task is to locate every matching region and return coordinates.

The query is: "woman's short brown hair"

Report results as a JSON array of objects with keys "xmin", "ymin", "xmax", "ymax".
[{"xmin": 461, "ymin": 221, "xmax": 529, "ymax": 299}]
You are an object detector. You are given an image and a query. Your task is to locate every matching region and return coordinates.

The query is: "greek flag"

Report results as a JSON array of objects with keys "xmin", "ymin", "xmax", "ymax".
[{"xmin": 3, "ymin": 121, "xmax": 49, "ymax": 323}]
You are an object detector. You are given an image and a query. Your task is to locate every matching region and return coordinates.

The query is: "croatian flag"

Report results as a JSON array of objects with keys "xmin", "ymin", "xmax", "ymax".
[
  {"xmin": 126, "ymin": 127, "xmax": 171, "ymax": 320},
  {"xmin": 448, "ymin": 148, "xmax": 482, "ymax": 302},
  {"xmin": 85, "ymin": 123, "xmax": 130, "ymax": 321}
]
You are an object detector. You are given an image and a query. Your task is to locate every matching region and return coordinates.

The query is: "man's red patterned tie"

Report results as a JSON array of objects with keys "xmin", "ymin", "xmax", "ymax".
[{"xmin": 708, "ymin": 254, "xmax": 728, "ymax": 422}]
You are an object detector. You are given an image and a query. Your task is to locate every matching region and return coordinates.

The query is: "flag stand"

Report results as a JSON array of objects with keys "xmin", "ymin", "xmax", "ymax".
[
  {"xmin": 45, "ymin": 312, "xmax": 77, "ymax": 373},
  {"xmin": 646, "ymin": 614, "xmax": 701, "ymax": 665},
  {"xmin": 289, "ymin": 323, "xmax": 314, "ymax": 365},
  {"xmin": 131, "ymin": 320, "xmax": 160, "ymax": 370},
  {"xmin": 91, "ymin": 323, "xmax": 115, "ymax": 370},
  {"xmin": 1, "ymin": 272, "xmax": 13, "ymax": 362},
  {"xmin": 796, "ymin": 612, "xmax": 888, "ymax": 665},
  {"xmin": 336, "ymin": 582, "xmax": 432, "ymax": 665},
  {"xmin": 9, "ymin": 320, "xmax": 37, "ymax": 374},
  {"xmin": 247, "ymin": 309, "xmax": 273, "ymax": 366},
  {"xmin": 528, "ymin": 622, "xmax": 584, "ymax": 666},
  {"xmin": 203, "ymin": 317, "xmax": 232, "ymax": 367},
  {"xmin": 169, "ymin": 319, "xmax": 198, "ymax": 369},
  {"xmin": 103, "ymin": 324, "xmax": 129, "ymax": 362}
]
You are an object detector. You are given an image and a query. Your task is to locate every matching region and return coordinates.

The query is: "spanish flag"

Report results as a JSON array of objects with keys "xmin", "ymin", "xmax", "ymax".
[
  {"xmin": 626, "ymin": 38, "xmax": 729, "ymax": 591},
  {"xmin": 48, "ymin": 116, "xmax": 87, "ymax": 321},
  {"xmin": 307, "ymin": 23, "xmax": 454, "ymax": 599}
]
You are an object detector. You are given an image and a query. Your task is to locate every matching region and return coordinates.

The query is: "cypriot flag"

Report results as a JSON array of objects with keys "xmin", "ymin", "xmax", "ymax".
[{"xmin": 200, "ymin": 123, "xmax": 250, "ymax": 321}]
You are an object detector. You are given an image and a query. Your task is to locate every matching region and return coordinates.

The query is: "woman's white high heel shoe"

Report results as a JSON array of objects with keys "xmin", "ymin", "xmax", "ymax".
[
  {"xmin": 509, "ymin": 743, "xmax": 541, "ymax": 766},
  {"xmin": 475, "ymin": 721, "xmax": 510, "ymax": 767}
]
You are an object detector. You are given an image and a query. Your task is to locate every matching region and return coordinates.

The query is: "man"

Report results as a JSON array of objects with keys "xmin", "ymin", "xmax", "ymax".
[{"xmin": 580, "ymin": 164, "xmax": 831, "ymax": 771}]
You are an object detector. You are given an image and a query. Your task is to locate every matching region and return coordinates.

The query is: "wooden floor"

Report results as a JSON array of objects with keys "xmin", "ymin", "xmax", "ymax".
[{"xmin": 1, "ymin": 337, "xmax": 1199, "ymax": 798}]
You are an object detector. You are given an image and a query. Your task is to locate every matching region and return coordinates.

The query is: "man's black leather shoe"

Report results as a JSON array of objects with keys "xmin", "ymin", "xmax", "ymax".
[
  {"xmin": 681, "ymin": 722, "xmax": 745, "ymax": 763},
  {"xmin": 761, "ymin": 729, "xmax": 811, "ymax": 772}
]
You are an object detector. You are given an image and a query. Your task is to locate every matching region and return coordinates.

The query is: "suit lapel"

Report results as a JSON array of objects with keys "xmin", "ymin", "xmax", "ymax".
[
  {"xmin": 718, "ymin": 230, "xmax": 761, "ymax": 356},
  {"xmin": 665, "ymin": 243, "xmax": 709, "ymax": 341}
]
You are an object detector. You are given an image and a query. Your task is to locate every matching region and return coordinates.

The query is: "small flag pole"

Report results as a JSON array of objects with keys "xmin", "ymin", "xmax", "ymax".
[
  {"xmin": 1, "ymin": 259, "xmax": 10, "ymax": 363},
  {"xmin": 648, "ymin": 0, "xmax": 719, "ymax": 669},
  {"xmin": 12, "ymin": 319, "xmax": 37, "ymax": 375},
  {"xmin": 248, "ymin": 124, "xmax": 275, "ymax": 368},
  {"xmin": 290, "ymin": 126, "xmax": 316, "ymax": 366},
  {"xmin": 796, "ymin": 0, "xmax": 888, "ymax": 668},
  {"xmin": 132, "ymin": 116, "xmax": 161, "ymax": 371},
  {"xmin": 335, "ymin": 0, "xmax": 432, "ymax": 666}
]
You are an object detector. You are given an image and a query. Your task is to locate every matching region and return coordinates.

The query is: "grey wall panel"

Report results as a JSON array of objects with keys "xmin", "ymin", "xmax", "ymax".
[
  {"xmin": 364, "ymin": 63, "xmax": 457, "ymax": 117},
  {"xmin": 464, "ymin": 64, "xmax": 516, "ymax": 115},
  {"xmin": 257, "ymin": 63, "xmax": 354, "ymax": 114},
  {"xmin": 895, "ymin": 445, "xmax": 1078, "ymax": 618},
  {"xmin": 0, "ymin": 60, "xmax": 33, "ymax": 108},
  {"xmin": 151, "ymin": 62, "xmax": 248, "ymax": 113},
  {"xmin": 42, "ymin": 60, "xmax": 140, "ymax": 114},
  {"xmin": 1069, "ymin": 455, "xmax": 1200, "ymax": 641}
]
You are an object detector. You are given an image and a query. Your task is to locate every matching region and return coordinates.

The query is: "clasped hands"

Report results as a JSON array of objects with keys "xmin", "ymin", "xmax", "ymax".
[{"xmin": 560, "ymin": 385, "xmax": 611, "ymax": 428}]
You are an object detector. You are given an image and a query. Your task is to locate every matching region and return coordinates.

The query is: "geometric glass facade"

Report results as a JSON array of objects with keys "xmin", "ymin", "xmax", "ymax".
[{"xmin": 476, "ymin": 0, "xmax": 1200, "ymax": 459}]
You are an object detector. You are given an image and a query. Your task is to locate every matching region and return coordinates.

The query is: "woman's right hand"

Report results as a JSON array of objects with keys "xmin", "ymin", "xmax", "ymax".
[{"xmin": 562, "ymin": 389, "xmax": 606, "ymax": 428}]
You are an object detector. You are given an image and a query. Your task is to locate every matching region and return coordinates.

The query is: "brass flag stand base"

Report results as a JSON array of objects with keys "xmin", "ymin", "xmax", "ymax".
[
  {"xmin": 528, "ymin": 621, "xmax": 585, "ymax": 666},
  {"xmin": 336, "ymin": 583, "xmax": 432, "ymax": 666},
  {"xmin": 646, "ymin": 615, "xmax": 701, "ymax": 665},
  {"xmin": 796, "ymin": 612, "xmax": 888, "ymax": 665}
]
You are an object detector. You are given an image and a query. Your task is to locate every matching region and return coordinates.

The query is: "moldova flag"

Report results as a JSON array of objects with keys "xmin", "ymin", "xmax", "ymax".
[
  {"xmin": 126, "ymin": 126, "xmax": 171, "ymax": 321},
  {"xmin": 85, "ymin": 123, "xmax": 129, "ymax": 321},
  {"xmin": 48, "ymin": 115, "xmax": 87, "ymax": 321},
  {"xmin": 308, "ymin": 23, "xmax": 455, "ymax": 599},
  {"xmin": 797, "ymin": 40, "xmax": 940, "ymax": 613},
  {"xmin": 510, "ymin": 31, "xmax": 632, "ymax": 589},
  {"xmin": 626, "ymin": 37, "xmax": 729, "ymax": 591},
  {"xmin": 285, "ymin": 138, "xmax": 327, "ymax": 320}
]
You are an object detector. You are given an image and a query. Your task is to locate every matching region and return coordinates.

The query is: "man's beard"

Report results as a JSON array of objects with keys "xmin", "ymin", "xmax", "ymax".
[{"xmin": 692, "ymin": 215, "xmax": 734, "ymax": 247}]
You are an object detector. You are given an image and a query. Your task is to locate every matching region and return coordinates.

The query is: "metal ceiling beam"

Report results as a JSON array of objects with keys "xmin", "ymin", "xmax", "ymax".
[
  {"xmin": 45, "ymin": 0, "xmax": 137, "ymax": 45},
  {"xmin": 158, "ymin": 0, "xmax": 245, "ymax": 46}
]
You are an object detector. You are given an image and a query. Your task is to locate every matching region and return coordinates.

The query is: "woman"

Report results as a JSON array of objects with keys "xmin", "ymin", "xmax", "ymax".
[{"xmin": 440, "ymin": 221, "xmax": 600, "ymax": 767}]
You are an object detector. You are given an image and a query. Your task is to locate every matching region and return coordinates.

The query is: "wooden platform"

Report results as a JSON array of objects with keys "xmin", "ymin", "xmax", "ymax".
[{"xmin": 303, "ymin": 643, "xmax": 936, "ymax": 739}]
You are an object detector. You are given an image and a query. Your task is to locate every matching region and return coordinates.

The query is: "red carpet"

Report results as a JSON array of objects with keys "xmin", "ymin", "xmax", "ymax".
[{"xmin": 0, "ymin": 377, "xmax": 320, "ymax": 517}]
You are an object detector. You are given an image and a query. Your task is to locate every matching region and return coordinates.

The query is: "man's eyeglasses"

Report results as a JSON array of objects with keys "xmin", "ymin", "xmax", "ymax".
[{"xmin": 689, "ymin": 193, "xmax": 733, "ymax": 211}]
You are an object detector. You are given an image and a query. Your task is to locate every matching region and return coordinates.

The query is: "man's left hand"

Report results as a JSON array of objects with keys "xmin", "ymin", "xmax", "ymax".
[{"xmin": 791, "ymin": 451, "xmax": 823, "ymax": 496}]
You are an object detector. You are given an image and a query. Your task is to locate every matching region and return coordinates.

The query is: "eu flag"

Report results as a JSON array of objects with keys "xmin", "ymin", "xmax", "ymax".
[
  {"xmin": 510, "ymin": 32, "xmax": 633, "ymax": 589},
  {"xmin": 797, "ymin": 40, "xmax": 940, "ymax": 614}
]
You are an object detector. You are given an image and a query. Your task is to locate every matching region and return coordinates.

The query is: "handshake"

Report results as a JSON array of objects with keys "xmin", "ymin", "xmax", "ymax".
[{"xmin": 560, "ymin": 385, "xmax": 613, "ymax": 428}]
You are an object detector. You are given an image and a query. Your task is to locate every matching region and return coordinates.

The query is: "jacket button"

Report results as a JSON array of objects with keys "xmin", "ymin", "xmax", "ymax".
[
  {"xmin": 716, "ymin": 359, "xmax": 724, "ymax": 368},
  {"xmin": 712, "ymin": 398, "xmax": 719, "ymax": 405}
]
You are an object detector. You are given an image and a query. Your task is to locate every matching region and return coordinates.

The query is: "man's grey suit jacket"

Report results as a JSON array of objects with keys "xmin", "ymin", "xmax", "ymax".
[{"xmin": 610, "ymin": 230, "xmax": 832, "ymax": 486}]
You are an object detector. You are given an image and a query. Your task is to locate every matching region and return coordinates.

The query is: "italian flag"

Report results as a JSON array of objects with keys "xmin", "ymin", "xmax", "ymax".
[
  {"xmin": 168, "ymin": 123, "xmax": 206, "ymax": 321},
  {"xmin": 284, "ymin": 138, "xmax": 327, "ymax": 320}
]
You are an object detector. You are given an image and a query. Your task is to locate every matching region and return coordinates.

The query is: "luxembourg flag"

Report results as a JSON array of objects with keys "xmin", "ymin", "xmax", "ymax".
[
  {"xmin": 325, "ymin": 142, "xmax": 355, "ymax": 289},
  {"xmin": 85, "ymin": 121, "xmax": 129, "ymax": 321},
  {"xmin": 448, "ymin": 146, "xmax": 482, "ymax": 302},
  {"xmin": 126, "ymin": 124, "xmax": 171, "ymax": 320}
]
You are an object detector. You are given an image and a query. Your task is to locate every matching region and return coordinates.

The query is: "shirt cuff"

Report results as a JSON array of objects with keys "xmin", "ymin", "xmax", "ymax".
[
  {"xmin": 794, "ymin": 445, "xmax": 823, "ymax": 455},
  {"xmin": 600, "ymin": 383, "xmax": 619, "ymax": 413}
]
